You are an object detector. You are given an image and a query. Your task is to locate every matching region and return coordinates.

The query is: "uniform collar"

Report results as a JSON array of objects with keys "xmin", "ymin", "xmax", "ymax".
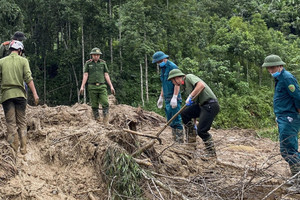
[{"xmin": 10, "ymin": 52, "xmax": 18, "ymax": 56}]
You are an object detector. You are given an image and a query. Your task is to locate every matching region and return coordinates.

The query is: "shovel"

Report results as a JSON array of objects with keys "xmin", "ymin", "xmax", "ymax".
[
  {"xmin": 155, "ymin": 92, "xmax": 202, "ymax": 138},
  {"xmin": 131, "ymin": 92, "xmax": 202, "ymax": 158}
]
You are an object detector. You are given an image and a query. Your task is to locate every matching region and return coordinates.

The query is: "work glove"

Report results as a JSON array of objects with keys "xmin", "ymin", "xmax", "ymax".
[
  {"xmin": 185, "ymin": 94, "xmax": 193, "ymax": 106},
  {"xmin": 157, "ymin": 95, "xmax": 164, "ymax": 109},
  {"xmin": 170, "ymin": 95, "xmax": 178, "ymax": 109}
]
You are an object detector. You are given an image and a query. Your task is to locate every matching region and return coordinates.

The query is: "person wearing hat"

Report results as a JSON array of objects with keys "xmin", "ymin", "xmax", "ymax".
[
  {"xmin": 168, "ymin": 69, "xmax": 219, "ymax": 157},
  {"xmin": 262, "ymin": 54, "xmax": 300, "ymax": 192},
  {"xmin": 152, "ymin": 51, "xmax": 184, "ymax": 143},
  {"xmin": 0, "ymin": 40, "xmax": 39, "ymax": 155},
  {"xmin": 0, "ymin": 31, "xmax": 26, "ymax": 59},
  {"xmin": 80, "ymin": 47, "xmax": 115, "ymax": 125}
]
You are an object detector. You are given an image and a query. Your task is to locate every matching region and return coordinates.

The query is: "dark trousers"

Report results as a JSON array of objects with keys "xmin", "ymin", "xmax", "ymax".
[{"xmin": 181, "ymin": 102, "xmax": 220, "ymax": 141}]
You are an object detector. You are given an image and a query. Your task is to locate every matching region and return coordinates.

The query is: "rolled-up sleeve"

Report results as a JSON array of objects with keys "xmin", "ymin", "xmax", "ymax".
[{"xmin": 23, "ymin": 59, "xmax": 33, "ymax": 83}]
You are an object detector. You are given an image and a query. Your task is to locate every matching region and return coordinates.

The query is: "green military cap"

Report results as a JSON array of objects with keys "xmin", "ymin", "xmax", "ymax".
[
  {"xmin": 168, "ymin": 69, "xmax": 185, "ymax": 80},
  {"xmin": 90, "ymin": 48, "xmax": 102, "ymax": 55},
  {"xmin": 262, "ymin": 54, "xmax": 286, "ymax": 67}
]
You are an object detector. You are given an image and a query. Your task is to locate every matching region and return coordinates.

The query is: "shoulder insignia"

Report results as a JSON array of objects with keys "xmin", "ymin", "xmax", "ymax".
[
  {"xmin": 85, "ymin": 59, "xmax": 92, "ymax": 63},
  {"xmin": 288, "ymin": 84, "xmax": 295, "ymax": 92},
  {"xmin": 2, "ymin": 41, "xmax": 10, "ymax": 45},
  {"xmin": 100, "ymin": 59, "xmax": 106, "ymax": 62}
]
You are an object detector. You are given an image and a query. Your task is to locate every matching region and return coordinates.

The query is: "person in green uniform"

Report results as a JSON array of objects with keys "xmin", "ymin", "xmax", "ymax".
[
  {"xmin": 80, "ymin": 48, "xmax": 115, "ymax": 125},
  {"xmin": 168, "ymin": 69, "xmax": 220, "ymax": 158},
  {"xmin": 0, "ymin": 40, "xmax": 39, "ymax": 155},
  {"xmin": 0, "ymin": 31, "xmax": 26, "ymax": 59}
]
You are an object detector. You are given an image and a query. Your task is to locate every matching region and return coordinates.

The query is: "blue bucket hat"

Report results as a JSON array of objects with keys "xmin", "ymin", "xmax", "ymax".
[{"xmin": 152, "ymin": 51, "xmax": 169, "ymax": 63}]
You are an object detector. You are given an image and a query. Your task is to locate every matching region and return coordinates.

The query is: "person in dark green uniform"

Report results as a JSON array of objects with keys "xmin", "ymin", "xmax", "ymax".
[
  {"xmin": 80, "ymin": 48, "xmax": 115, "ymax": 125},
  {"xmin": 0, "ymin": 40, "xmax": 39, "ymax": 155},
  {"xmin": 262, "ymin": 54, "xmax": 300, "ymax": 192},
  {"xmin": 168, "ymin": 69, "xmax": 219, "ymax": 158},
  {"xmin": 0, "ymin": 31, "xmax": 26, "ymax": 59}
]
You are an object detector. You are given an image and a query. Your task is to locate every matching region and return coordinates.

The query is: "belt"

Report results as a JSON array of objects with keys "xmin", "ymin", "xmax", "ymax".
[
  {"xmin": 89, "ymin": 82, "xmax": 104, "ymax": 86},
  {"xmin": 203, "ymin": 99, "xmax": 218, "ymax": 105}
]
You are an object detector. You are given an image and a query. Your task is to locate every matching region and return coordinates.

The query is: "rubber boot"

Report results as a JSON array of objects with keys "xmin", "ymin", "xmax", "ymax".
[
  {"xmin": 203, "ymin": 136, "xmax": 217, "ymax": 158},
  {"xmin": 184, "ymin": 122, "xmax": 197, "ymax": 148},
  {"xmin": 103, "ymin": 113, "xmax": 109, "ymax": 126},
  {"xmin": 20, "ymin": 136, "xmax": 27, "ymax": 155},
  {"xmin": 92, "ymin": 108, "xmax": 100, "ymax": 121},
  {"xmin": 18, "ymin": 129, "xmax": 27, "ymax": 155},
  {"xmin": 7, "ymin": 133, "xmax": 19, "ymax": 153},
  {"xmin": 286, "ymin": 164, "xmax": 299, "ymax": 186},
  {"xmin": 172, "ymin": 128, "xmax": 184, "ymax": 143},
  {"xmin": 103, "ymin": 108, "xmax": 109, "ymax": 126},
  {"xmin": 287, "ymin": 164, "xmax": 300, "ymax": 193}
]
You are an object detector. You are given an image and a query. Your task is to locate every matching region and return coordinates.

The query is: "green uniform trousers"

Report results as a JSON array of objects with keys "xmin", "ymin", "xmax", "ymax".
[{"xmin": 88, "ymin": 84, "xmax": 109, "ymax": 112}]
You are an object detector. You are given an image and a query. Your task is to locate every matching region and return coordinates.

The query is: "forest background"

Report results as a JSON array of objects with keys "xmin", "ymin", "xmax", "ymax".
[{"xmin": 1, "ymin": 0, "xmax": 300, "ymax": 135}]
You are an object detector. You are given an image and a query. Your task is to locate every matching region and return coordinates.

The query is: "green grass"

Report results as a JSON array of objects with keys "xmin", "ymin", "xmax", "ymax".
[{"xmin": 255, "ymin": 126, "xmax": 279, "ymax": 142}]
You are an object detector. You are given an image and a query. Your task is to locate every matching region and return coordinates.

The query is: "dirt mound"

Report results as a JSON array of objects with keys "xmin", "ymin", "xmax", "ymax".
[{"xmin": 0, "ymin": 96, "xmax": 299, "ymax": 199}]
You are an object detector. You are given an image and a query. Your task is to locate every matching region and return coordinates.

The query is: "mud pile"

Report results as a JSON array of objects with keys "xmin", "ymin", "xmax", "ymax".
[{"xmin": 0, "ymin": 96, "xmax": 299, "ymax": 200}]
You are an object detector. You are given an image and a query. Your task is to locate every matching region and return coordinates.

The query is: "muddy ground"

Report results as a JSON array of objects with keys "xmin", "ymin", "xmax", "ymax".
[{"xmin": 0, "ymin": 96, "xmax": 299, "ymax": 200}]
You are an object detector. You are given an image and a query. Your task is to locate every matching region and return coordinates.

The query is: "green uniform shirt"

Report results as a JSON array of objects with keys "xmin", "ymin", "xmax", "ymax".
[
  {"xmin": 0, "ymin": 52, "xmax": 33, "ymax": 103},
  {"xmin": 84, "ymin": 59, "xmax": 109, "ymax": 84},
  {"xmin": 182, "ymin": 74, "xmax": 217, "ymax": 105},
  {"xmin": 0, "ymin": 41, "xmax": 11, "ymax": 59}
]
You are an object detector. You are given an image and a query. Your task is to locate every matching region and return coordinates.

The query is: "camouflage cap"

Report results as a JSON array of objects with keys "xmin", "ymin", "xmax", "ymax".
[{"xmin": 90, "ymin": 48, "xmax": 102, "ymax": 55}]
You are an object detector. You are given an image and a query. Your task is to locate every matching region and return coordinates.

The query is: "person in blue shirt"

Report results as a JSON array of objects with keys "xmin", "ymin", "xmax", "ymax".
[
  {"xmin": 262, "ymin": 54, "xmax": 300, "ymax": 192},
  {"xmin": 152, "ymin": 51, "xmax": 183, "ymax": 143}
]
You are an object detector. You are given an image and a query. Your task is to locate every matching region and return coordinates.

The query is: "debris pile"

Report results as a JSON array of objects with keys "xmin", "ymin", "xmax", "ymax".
[{"xmin": 0, "ymin": 96, "xmax": 299, "ymax": 199}]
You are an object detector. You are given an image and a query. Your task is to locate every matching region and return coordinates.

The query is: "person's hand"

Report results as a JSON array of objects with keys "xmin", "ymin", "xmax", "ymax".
[
  {"xmin": 170, "ymin": 95, "xmax": 177, "ymax": 108},
  {"xmin": 111, "ymin": 86, "xmax": 115, "ymax": 95},
  {"xmin": 157, "ymin": 96, "xmax": 164, "ymax": 109},
  {"xmin": 185, "ymin": 94, "xmax": 193, "ymax": 106},
  {"xmin": 80, "ymin": 87, "xmax": 84, "ymax": 95},
  {"xmin": 34, "ymin": 96, "xmax": 39, "ymax": 106}
]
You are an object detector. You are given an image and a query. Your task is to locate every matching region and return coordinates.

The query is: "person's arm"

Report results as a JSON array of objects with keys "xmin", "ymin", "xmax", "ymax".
[
  {"xmin": 27, "ymin": 80, "xmax": 39, "ymax": 105},
  {"xmin": 190, "ymin": 81, "xmax": 205, "ymax": 97},
  {"xmin": 173, "ymin": 85, "xmax": 180, "ymax": 96},
  {"xmin": 157, "ymin": 88, "xmax": 164, "ymax": 109},
  {"xmin": 105, "ymin": 72, "xmax": 115, "ymax": 95},
  {"xmin": 80, "ymin": 73, "xmax": 88, "ymax": 94},
  {"xmin": 185, "ymin": 81, "xmax": 205, "ymax": 105},
  {"xmin": 0, "ymin": 44, "xmax": 5, "ymax": 59},
  {"xmin": 160, "ymin": 87, "xmax": 163, "ymax": 97}
]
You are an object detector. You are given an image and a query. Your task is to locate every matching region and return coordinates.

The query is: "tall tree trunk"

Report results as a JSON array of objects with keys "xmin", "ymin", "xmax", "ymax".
[
  {"xmin": 43, "ymin": 52, "xmax": 47, "ymax": 104},
  {"xmin": 119, "ymin": 0, "xmax": 123, "ymax": 71},
  {"xmin": 81, "ymin": 22, "xmax": 86, "ymax": 103},
  {"xmin": 109, "ymin": 0, "xmax": 113, "ymax": 71},
  {"xmin": 62, "ymin": 25, "xmax": 80, "ymax": 103},
  {"xmin": 144, "ymin": 32, "xmax": 149, "ymax": 102},
  {"xmin": 140, "ymin": 63, "xmax": 144, "ymax": 106},
  {"xmin": 145, "ymin": 53, "xmax": 149, "ymax": 103},
  {"xmin": 69, "ymin": 73, "xmax": 73, "ymax": 103}
]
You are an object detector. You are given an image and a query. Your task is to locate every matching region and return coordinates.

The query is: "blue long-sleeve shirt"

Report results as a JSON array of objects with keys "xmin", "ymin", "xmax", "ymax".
[
  {"xmin": 274, "ymin": 68, "xmax": 300, "ymax": 117},
  {"xmin": 160, "ymin": 60, "xmax": 181, "ymax": 101}
]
